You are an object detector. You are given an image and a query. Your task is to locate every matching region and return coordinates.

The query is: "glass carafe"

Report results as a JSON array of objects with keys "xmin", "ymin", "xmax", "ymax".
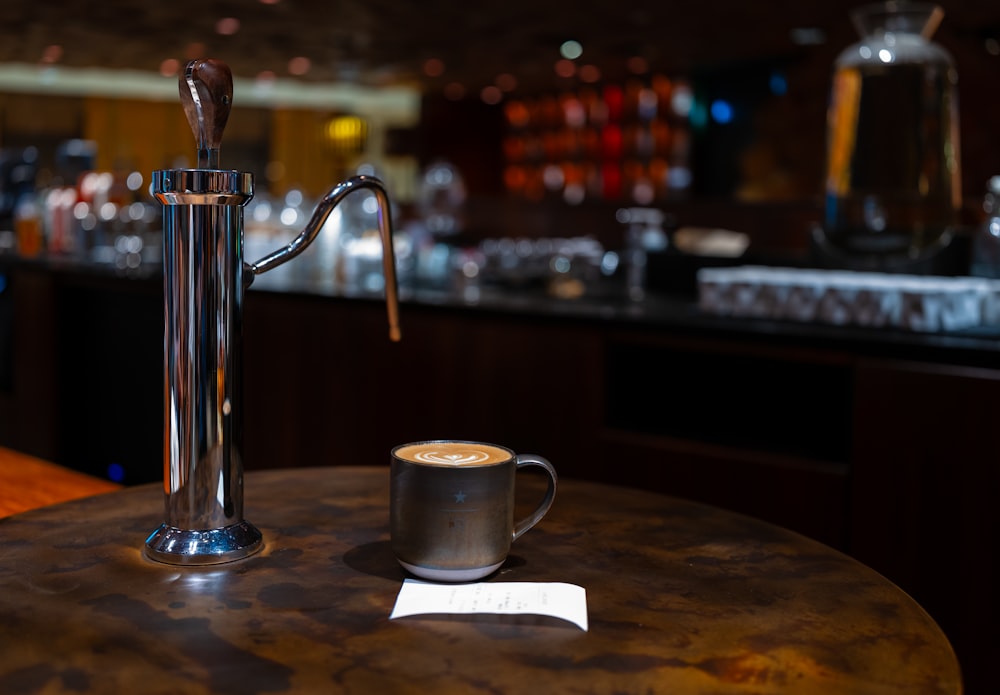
[{"xmin": 820, "ymin": 1, "xmax": 961, "ymax": 266}]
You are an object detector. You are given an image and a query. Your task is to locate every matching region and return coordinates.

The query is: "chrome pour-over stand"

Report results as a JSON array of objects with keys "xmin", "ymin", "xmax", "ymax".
[{"xmin": 144, "ymin": 59, "xmax": 400, "ymax": 565}]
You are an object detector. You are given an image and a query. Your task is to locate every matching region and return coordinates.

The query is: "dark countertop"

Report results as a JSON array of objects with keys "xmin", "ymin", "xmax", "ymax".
[
  {"xmin": 249, "ymin": 268, "xmax": 1000, "ymax": 368},
  {"xmin": 5, "ymin": 252, "xmax": 1000, "ymax": 367}
]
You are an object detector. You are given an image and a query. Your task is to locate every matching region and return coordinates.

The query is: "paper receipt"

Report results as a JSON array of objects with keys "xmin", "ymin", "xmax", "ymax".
[{"xmin": 390, "ymin": 579, "xmax": 588, "ymax": 631}]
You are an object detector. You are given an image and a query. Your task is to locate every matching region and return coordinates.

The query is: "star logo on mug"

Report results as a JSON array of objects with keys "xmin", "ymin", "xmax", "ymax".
[{"xmin": 454, "ymin": 491, "xmax": 466, "ymax": 503}]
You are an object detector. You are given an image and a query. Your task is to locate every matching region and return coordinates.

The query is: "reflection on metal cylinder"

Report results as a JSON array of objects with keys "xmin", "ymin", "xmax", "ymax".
[{"xmin": 146, "ymin": 169, "xmax": 262, "ymax": 565}]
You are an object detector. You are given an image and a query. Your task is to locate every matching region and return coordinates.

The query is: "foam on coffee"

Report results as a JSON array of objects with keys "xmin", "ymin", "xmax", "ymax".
[{"xmin": 394, "ymin": 441, "xmax": 512, "ymax": 466}]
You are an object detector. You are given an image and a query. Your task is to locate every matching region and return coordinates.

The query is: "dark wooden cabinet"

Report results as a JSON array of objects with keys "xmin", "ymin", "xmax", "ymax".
[
  {"xmin": 849, "ymin": 360, "xmax": 1000, "ymax": 693},
  {"xmin": 241, "ymin": 293, "xmax": 605, "ymax": 481}
]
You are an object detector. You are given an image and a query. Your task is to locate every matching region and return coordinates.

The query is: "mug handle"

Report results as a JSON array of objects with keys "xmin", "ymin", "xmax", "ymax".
[{"xmin": 512, "ymin": 454, "xmax": 558, "ymax": 541}]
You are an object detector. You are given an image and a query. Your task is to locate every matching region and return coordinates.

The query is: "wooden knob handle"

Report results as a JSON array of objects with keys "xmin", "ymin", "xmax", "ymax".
[{"xmin": 179, "ymin": 58, "xmax": 233, "ymax": 168}]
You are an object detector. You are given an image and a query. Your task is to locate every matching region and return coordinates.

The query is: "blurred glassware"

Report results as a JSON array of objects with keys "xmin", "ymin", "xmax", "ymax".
[
  {"xmin": 476, "ymin": 235, "xmax": 605, "ymax": 297},
  {"xmin": 416, "ymin": 160, "xmax": 466, "ymax": 237},
  {"xmin": 13, "ymin": 195, "xmax": 42, "ymax": 257},
  {"xmin": 0, "ymin": 146, "xmax": 39, "ymax": 233},
  {"xmin": 617, "ymin": 207, "xmax": 669, "ymax": 301},
  {"xmin": 970, "ymin": 176, "xmax": 1000, "ymax": 280},
  {"xmin": 819, "ymin": 1, "xmax": 960, "ymax": 268}
]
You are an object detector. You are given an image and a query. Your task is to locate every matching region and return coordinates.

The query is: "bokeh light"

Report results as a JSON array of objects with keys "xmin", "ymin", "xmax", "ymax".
[
  {"xmin": 288, "ymin": 56, "xmax": 311, "ymax": 75},
  {"xmin": 216, "ymin": 17, "xmax": 240, "ymax": 35},
  {"xmin": 559, "ymin": 40, "xmax": 583, "ymax": 60},
  {"xmin": 423, "ymin": 58, "xmax": 445, "ymax": 77}
]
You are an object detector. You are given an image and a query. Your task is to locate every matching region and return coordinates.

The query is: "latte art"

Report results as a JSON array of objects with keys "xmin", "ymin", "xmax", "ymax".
[
  {"xmin": 414, "ymin": 450, "xmax": 492, "ymax": 465},
  {"xmin": 394, "ymin": 441, "xmax": 512, "ymax": 467}
]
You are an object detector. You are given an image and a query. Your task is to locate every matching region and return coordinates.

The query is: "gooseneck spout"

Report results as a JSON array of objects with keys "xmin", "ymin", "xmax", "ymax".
[{"xmin": 245, "ymin": 175, "xmax": 402, "ymax": 342}]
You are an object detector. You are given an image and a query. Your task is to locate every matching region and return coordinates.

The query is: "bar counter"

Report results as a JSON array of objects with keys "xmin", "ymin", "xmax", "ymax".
[
  {"xmin": 249, "ymin": 266, "xmax": 1000, "ymax": 366},
  {"xmin": 0, "ymin": 465, "xmax": 962, "ymax": 694},
  {"xmin": 8, "ymin": 252, "xmax": 1000, "ymax": 363}
]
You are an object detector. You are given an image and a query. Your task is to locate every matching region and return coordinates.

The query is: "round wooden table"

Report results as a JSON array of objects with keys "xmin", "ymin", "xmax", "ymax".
[{"xmin": 0, "ymin": 466, "xmax": 961, "ymax": 694}]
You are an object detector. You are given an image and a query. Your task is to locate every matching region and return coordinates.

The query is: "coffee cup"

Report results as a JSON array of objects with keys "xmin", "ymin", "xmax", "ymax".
[{"xmin": 390, "ymin": 440, "xmax": 557, "ymax": 582}]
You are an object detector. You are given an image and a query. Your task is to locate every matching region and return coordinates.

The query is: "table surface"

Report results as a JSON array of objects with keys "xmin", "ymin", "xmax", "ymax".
[{"xmin": 0, "ymin": 466, "xmax": 962, "ymax": 695}]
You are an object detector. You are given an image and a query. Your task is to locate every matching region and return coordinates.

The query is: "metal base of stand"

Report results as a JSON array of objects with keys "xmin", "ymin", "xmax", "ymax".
[{"xmin": 144, "ymin": 521, "xmax": 264, "ymax": 565}]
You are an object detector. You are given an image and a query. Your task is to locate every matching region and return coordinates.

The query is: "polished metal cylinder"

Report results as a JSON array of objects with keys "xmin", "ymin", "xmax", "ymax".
[
  {"xmin": 145, "ymin": 169, "xmax": 262, "ymax": 565},
  {"xmin": 144, "ymin": 171, "xmax": 399, "ymax": 564}
]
